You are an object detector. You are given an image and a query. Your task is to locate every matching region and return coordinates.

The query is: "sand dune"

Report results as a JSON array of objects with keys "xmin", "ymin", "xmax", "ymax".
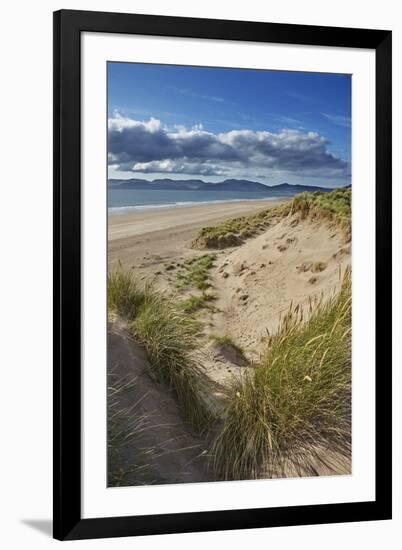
[
  {"xmin": 108, "ymin": 197, "xmax": 352, "ymax": 481},
  {"xmin": 109, "ymin": 200, "xmax": 351, "ymax": 387},
  {"xmin": 206, "ymin": 216, "xmax": 351, "ymax": 357},
  {"xmin": 108, "ymin": 317, "xmax": 211, "ymax": 485}
]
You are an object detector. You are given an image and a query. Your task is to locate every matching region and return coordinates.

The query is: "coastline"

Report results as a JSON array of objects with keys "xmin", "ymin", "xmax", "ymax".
[
  {"xmin": 108, "ymin": 196, "xmax": 287, "ymax": 216},
  {"xmin": 108, "ymin": 198, "xmax": 286, "ymax": 239},
  {"xmin": 107, "ymin": 189, "xmax": 352, "ymax": 481},
  {"xmin": 108, "ymin": 198, "xmax": 287, "ymax": 271}
]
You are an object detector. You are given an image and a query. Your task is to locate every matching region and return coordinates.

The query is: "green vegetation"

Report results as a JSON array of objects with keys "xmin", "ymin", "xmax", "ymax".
[
  {"xmin": 109, "ymin": 188, "xmax": 352, "ymax": 482},
  {"xmin": 108, "ymin": 270, "xmax": 213, "ymax": 431},
  {"xmin": 211, "ymin": 270, "xmax": 352, "ymax": 480},
  {"xmin": 108, "ymin": 373, "xmax": 159, "ymax": 487},
  {"xmin": 291, "ymin": 187, "xmax": 351, "ymax": 238},
  {"xmin": 108, "ymin": 267, "xmax": 146, "ymax": 318},
  {"xmin": 192, "ymin": 203, "xmax": 291, "ymax": 249},
  {"xmin": 192, "ymin": 188, "xmax": 351, "ymax": 249},
  {"xmin": 180, "ymin": 292, "xmax": 217, "ymax": 313},
  {"xmin": 175, "ymin": 254, "xmax": 217, "ymax": 290}
]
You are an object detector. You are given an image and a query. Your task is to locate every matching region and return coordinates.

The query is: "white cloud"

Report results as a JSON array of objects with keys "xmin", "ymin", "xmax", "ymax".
[
  {"xmin": 108, "ymin": 115, "xmax": 349, "ymax": 179},
  {"xmin": 132, "ymin": 160, "xmax": 227, "ymax": 176},
  {"xmin": 108, "ymin": 114, "xmax": 162, "ymax": 133}
]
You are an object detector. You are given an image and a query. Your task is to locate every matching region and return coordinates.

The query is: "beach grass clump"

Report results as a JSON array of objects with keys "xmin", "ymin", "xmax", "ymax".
[
  {"xmin": 192, "ymin": 203, "xmax": 292, "ymax": 249},
  {"xmin": 175, "ymin": 254, "xmax": 217, "ymax": 290},
  {"xmin": 133, "ymin": 293, "xmax": 212, "ymax": 431},
  {"xmin": 108, "ymin": 269, "xmax": 213, "ymax": 432},
  {"xmin": 211, "ymin": 269, "xmax": 352, "ymax": 480},
  {"xmin": 291, "ymin": 188, "xmax": 351, "ymax": 237},
  {"xmin": 108, "ymin": 267, "xmax": 146, "ymax": 318},
  {"xmin": 108, "ymin": 373, "xmax": 160, "ymax": 487},
  {"xmin": 180, "ymin": 292, "xmax": 217, "ymax": 313},
  {"xmin": 192, "ymin": 188, "xmax": 351, "ymax": 250}
]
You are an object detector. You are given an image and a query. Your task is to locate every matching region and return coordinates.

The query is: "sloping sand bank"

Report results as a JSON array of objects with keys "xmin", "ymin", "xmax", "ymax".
[
  {"xmin": 108, "ymin": 318, "xmax": 211, "ymax": 485},
  {"xmin": 108, "ymin": 199, "xmax": 285, "ymax": 272},
  {"xmin": 206, "ymin": 215, "xmax": 351, "ymax": 356},
  {"xmin": 108, "ymin": 198, "xmax": 352, "ymax": 481}
]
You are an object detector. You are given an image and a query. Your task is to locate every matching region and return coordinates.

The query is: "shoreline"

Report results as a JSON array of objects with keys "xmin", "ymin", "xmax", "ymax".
[
  {"xmin": 107, "ymin": 188, "xmax": 352, "ymax": 481},
  {"xmin": 108, "ymin": 198, "xmax": 286, "ymax": 240},
  {"xmin": 108, "ymin": 198, "xmax": 287, "ymax": 271},
  {"xmin": 108, "ymin": 196, "xmax": 287, "ymax": 216}
]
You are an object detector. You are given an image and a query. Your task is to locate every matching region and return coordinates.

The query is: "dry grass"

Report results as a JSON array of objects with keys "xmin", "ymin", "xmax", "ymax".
[
  {"xmin": 192, "ymin": 188, "xmax": 351, "ymax": 249},
  {"xmin": 192, "ymin": 203, "xmax": 291, "ymax": 249},
  {"xmin": 108, "ymin": 270, "xmax": 213, "ymax": 432},
  {"xmin": 211, "ymin": 269, "xmax": 352, "ymax": 480},
  {"xmin": 291, "ymin": 188, "xmax": 351, "ymax": 240}
]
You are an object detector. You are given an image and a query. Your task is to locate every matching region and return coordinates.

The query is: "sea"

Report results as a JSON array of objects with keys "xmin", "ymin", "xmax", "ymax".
[{"xmin": 108, "ymin": 188, "xmax": 286, "ymax": 214}]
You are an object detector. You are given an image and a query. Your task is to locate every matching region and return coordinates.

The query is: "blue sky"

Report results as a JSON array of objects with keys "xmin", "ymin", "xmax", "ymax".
[{"xmin": 108, "ymin": 62, "xmax": 351, "ymax": 188}]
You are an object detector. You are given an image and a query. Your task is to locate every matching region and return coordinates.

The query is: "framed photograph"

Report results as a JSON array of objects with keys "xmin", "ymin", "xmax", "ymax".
[{"xmin": 53, "ymin": 9, "xmax": 392, "ymax": 541}]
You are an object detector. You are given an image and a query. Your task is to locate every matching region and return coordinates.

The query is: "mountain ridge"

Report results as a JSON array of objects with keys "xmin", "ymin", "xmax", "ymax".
[{"xmin": 108, "ymin": 178, "xmax": 334, "ymax": 195}]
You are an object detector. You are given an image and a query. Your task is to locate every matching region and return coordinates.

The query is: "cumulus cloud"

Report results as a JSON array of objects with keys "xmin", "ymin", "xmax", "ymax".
[
  {"xmin": 130, "ymin": 160, "xmax": 228, "ymax": 176},
  {"xmin": 108, "ymin": 114, "xmax": 349, "ymax": 179}
]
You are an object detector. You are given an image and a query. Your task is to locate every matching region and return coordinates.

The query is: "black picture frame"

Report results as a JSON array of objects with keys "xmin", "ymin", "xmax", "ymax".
[{"xmin": 53, "ymin": 9, "xmax": 392, "ymax": 541}]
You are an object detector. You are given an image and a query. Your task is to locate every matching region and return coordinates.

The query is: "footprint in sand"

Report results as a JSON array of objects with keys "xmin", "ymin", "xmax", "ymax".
[
  {"xmin": 311, "ymin": 261, "xmax": 327, "ymax": 273},
  {"xmin": 296, "ymin": 262, "xmax": 313, "ymax": 273}
]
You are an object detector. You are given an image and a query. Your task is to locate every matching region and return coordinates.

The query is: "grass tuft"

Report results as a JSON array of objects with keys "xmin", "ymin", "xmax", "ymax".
[
  {"xmin": 192, "ymin": 188, "xmax": 351, "ymax": 249},
  {"xmin": 211, "ymin": 269, "xmax": 352, "ymax": 480},
  {"xmin": 291, "ymin": 188, "xmax": 351, "ymax": 239},
  {"xmin": 108, "ymin": 269, "xmax": 213, "ymax": 432},
  {"xmin": 175, "ymin": 254, "xmax": 216, "ymax": 290},
  {"xmin": 191, "ymin": 204, "xmax": 290, "ymax": 249},
  {"xmin": 108, "ymin": 266, "xmax": 146, "ymax": 318},
  {"xmin": 180, "ymin": 292, "xmax": 217, "ymax": 313}
]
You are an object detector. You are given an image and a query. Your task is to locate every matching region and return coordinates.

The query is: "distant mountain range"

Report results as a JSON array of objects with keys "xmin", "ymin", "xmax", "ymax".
[{"xmin": 108, "ymin": 178, "xmax": 333, "ymax": 196}]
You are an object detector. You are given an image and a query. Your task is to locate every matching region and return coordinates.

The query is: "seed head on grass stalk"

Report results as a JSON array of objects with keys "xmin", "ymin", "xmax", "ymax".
[
  {"xmin": 108, "ymin": 263, "xmax": 146, "ymax": 317},
  {"xmin": 211, "ymin": 269, "xmax": 352, "ymax": 480}
]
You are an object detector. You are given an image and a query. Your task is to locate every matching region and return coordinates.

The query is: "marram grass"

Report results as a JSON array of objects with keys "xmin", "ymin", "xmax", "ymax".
[
  {"xmin": 192, "ymin": 187, "xmax": 351, "ymax": 249},
  {"xmin": 175, "ymin": 254, "xmax": 217, "ymax": 290},
  {"xmin": 211, "ymin": 269, "xmax": 352, "ymax": 480},
  {"xmin": 108, "ymin": 269, "xmax": 213, "ymax": 432}
]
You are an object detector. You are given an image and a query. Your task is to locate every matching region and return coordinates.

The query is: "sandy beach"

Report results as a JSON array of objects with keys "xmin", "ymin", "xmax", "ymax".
[
  {"xmin": 108, "ymin": 199, "xmax": 286, "ymax": 271},
  {"xmin": 108, "ymin": 195, "xmax": 351, "ymax": 374},
  {"xmin": 104, "ymin": 61, "xmax": 354, "ymax": 487},
  {"xmin": 108, "ymin": 191, "xmax": 352, "ymax": 482}
]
